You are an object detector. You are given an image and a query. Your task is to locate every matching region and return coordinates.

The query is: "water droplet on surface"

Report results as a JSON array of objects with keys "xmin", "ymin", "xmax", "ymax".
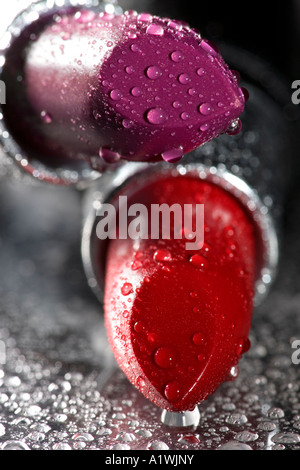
[
  {"xmin": 99, "ymin": 147, "xmax": 121, "ymax": 163},
  {"xmin": 178, "ymin": 73, "xmax": 191, "ymax": 84},
  {"xmin": 225, "ymin": 413, "xmax": 248, "ymax": 426},
  {"xmin": 196, "ymin": 67, "xmax": 205, "ymax": 77},
  {"xmin": 145, "ymin": 65, "xmax": 162, "ymax": 80},
  {"xmin": 226, "ymin": 119, "xmax": 242, "ymax": 136},
  {"xmin": 109, "ymin": 89, "xmax": 122, "ymax": 101},
  {"xmin": 161, "ymin": 148, "xmax": 184, "ymax": 163},
  {"xmin": 170, "ymin": 50, "xmax": 184, "ymax": 62},
  {"xmin": 180, "ymin": 112, "xmax": 190, "ymax": 121},
  {"xmin": 192, "ymin": 332, "xmax": 205, "ymax": 346},
  {"xmin": 199, "ymin": 103, "xmax": 213, "ymax": 116},
  {"xmin": 200, "ymin": 39, "xmax": 219, "ymax": 56},
  {"xmin": 154, "ymin": 347, "xmax": 176, "ymax": 369},
  {"xmin": 200, "ymin": 123, "xmax": 209, "ymax": 132},
  {"xmin": 130, "ymin": 86, "xmax": 142, "ymax": 97},
  {"xmin": 189, "ymin": 254, "xmax": 208, "ymax": 269},
  {"xmin": 1, "ymin": 440, "xmax": 30, "ymax": 450},
  {"xmin": 145, "ymin": 107, "xmax": 168, "ymax": 125},
  {"xmin": 138, "ymin": 13, "xmax": 153, "ymax": 22},
  {"xmin": 125, "ymin": 65, "xmax": 134, "ymax": 74},
  {"xmin": 271, "ymin": 432, "xmax": 300, "ymax": 444},
  {"xmin": 146, "ymin": 24, "xmax": 164, "ymax": 36},
  {"xmin": 121, "ymin": 283, "xmax": 133, "ymax": 296},
  {"xmin": 131, "ymin": 260, "xmax": 142, "ymax": 270},
  {"xmin": 153, "ymin": 249, "xmax": 172, "ymax": 262},
  {"xmin": 164, "ymin": 381, "xmax": 182, "ymax": 402},
  {"xmin": 149, "ymin": 440, "xmax": 169, "ymax": 450}
]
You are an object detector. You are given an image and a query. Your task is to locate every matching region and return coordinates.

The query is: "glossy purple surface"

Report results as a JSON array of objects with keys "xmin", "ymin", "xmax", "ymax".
[{"xmin": 5, "ymin": 9, "xmax": 246, "ymax": 166}]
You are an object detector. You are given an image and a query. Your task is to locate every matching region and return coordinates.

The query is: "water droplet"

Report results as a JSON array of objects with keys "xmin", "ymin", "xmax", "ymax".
[
  {"xmin": 199, "ymin": 123, "xmax": 209, "ymax": 132},
  {"xmin": 196, "ymin": 67, "xmax": 205, "ymax": 77},
  {"xmin": 121, "ymin": 283, "xmax": 133, "ymax": 296},
  {"xmin": 241, "ymin": 87, "xmax": 250, "ymax": 102},
  {"xmin": 130, "ymin": 86, "xmax": 142, "ymax": 97},
  {"xmin": 138, "ymin": 13, "xmax": 153, "ymax": 22},
  {"xmin": 199, "ymin": 103, "xmax": 213, "ymax": 116},
  {"xmin": 170, "ymin": 50, "xmax": 184, "ymax": 62},
  {"xmin": 40, "ymin": 110, "xmax": 52, "ymax": 124},
  {"xmin": 130, "ymin": 43, "xmax": 141, "ymax": 53},
  {"xmin": 109, "ymin": 89, "xmax": 122, "ymax": 101},
  {"xmin": 146, "ymin": 24, "xmax": 164, "ymax": 36},
  {"xmin": 235, "ymin": 431, "xmax": 258, "ymax": 443},
  {"xmin": 172, "ymin": 101, "xmax": 182, "ymax": 109},
  {"xmin": 145, "ymin": 107, "xmax": 168, "ymax": 125},
  {"xmin": 200, "ymin": 39, "xmax": 219, "ymax": 56},
  {"xmin": 180, "ymin": 112, "xmax": 190, "ymax": 121},
  {"xmin": 189, "ymin": 254, "xmax": 208, "ymax": 269},
  {"xmin": 153, "ymin": 249, "xmax": 172, "ymax": 262},
  {"xmin": 1, "ymin": 440, "xmax": 30, "ymax": 450},
  {"xmin": 149, "ymin": 440, "xmax": 169, "ymax": 450},
  {"xmin": 125, "ymin": 65, "xmax": 134, "ymax": 74},
  {"xmin": 267, "ymin": 407, "xmax": 285, "ymax": 419},
  {"xmin": 236, "ymin": 337, "xmax": 251, "ymax": 356},
  {"xmin": 272, "ymin": 432, "xmax": 300, "ymax": 444},
  {"xmin": 192, "ymin": 332, "xmax": 205, "ymax": 346},
  {"xmin": 133, "ymin": 321, "xmax": 144, "ymax": 333},
  {"xmin": 197, "ymin": 353, "xmax": 206, "ymax": 362},
  {"xmin": 226, "ymin": 119, "xmax": 242, "ymax": 136},
  {"xmin": 231, "ymin": 69, "xmax": 241, "ymax": 83},
  {"xmin": 131, "ymin": 260, "xmax": 142, "ymax": 270},
  {"xmin": 145, "ymin": 65, "xmax": 162, "ymax": 80},
  {"xmin": 225, "ymin": 413, "xmax": 248, "ymax": 426},
  {"xmin": 122, "ymin": 119, "xmax": 133, "ymax": 129},
  {"xmin": 99, "ymin": 147, "xmax": 121, "ymax": 163},
  {"xmin": 178, "ymin": 73, "xmax": 191, "ymax": 84},
  {"xmin": 154, "ymin": 347, "xmax": 176, "ymax": 369},
  {"xmin": 161, "ymin": 148, "xmax": 184, "ymax": 163},
  {"xmin": 164, "ymin": 381, "xmax": 182, "ymax": 402}
]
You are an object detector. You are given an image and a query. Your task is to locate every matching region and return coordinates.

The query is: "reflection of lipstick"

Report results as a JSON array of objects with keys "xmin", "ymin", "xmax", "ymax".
[{"xmin": 0, "ymin": 2, "xmax": 245, "ymax": 184}]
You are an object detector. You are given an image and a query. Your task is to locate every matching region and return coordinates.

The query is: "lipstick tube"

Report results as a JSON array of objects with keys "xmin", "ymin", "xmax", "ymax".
[
  {"xmin": 81, "ymin": 49, "xmax": 292, "ymax": 423},
  {"xmin": 0, "ymin": 0, "xmax": 123, "ymax": 186}
]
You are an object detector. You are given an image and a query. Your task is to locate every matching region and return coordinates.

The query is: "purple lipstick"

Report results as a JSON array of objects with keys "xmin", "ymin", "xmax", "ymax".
[{"xmin": 1, "ymin": 6, "xmax": 246, "ymax": 180}]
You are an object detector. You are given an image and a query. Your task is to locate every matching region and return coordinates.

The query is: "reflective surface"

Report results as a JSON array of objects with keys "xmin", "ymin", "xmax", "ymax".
[{"xmin": 1, "ymin": 173, "xmax": 300, "ymax": 450}]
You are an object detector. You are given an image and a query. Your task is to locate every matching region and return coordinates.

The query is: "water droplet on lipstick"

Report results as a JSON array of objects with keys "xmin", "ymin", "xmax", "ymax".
[
  {"xmin": 164, "ymin": 382, "xmax": 182, "ymax": 402},
  {"xmin": 138, "ymin": 13, "xmax": 153, "ymax": 22},
  {"xmin": 189, "ymin": 254, "xmax": 208, "ymax": 269},
  {"xmin": 109, "ymin": 89, "xmax": 122, "ymax": 101},
  {"xmin": 146, "ymin": 24, "xmax": 164, "ymax": 36},
  {"xmin": 199, "ymin": 103, "xmax": 213, "ymax": 115},
  {"xmin": 192, "ymin": 332, "xmax": 205, "ymax": 346},
  {"xmin": 154, "ymin": 347, "xmax": 176, "ymax": 369},
  {"xmin": 170, "ymin": 50, "xmax": 184, "ymax": 62},
  {"xmin": 200, "ymin": 39, "xmax": 219, "ymax": 56},
  {"xmin": 145, "ymin": 107, "xmax": 168, "ymax": 125},
  {"xmin": 121, "ymin": 283, "xmax": 133, "ymax": 296},
  {"xmin": 161, "ymin": 148, "xmax": 184, "ymax": 163},
  {"xmin": 130, "ymin": 86, "xmax": 142, "ymax": 97},
  {"xmin": 99, "ymin": 147, "xmax": 121, "ymax": 163},
  {"xmin": 153, "ymin": 249, "xmax": 172, "ymax": 262},
  {"xmin": 196, "ymin": 67, "xmax": 205, "ymax": 77},
  {"xmin": 178, "ymin": 73, "xmax": 191, "ymax": 84},
  {"xmin": 145, "ymin": 65, "xmax": 162, "ymax": 80},
  {"xmin": 226, "ymin": 118, "xmax": 242, "ymax": 135}
]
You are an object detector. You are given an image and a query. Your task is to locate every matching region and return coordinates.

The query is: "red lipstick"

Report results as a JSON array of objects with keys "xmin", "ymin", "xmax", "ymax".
[{"xmin": 103, "ymin": 173, "xmax": 256, "ymax": 412}]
